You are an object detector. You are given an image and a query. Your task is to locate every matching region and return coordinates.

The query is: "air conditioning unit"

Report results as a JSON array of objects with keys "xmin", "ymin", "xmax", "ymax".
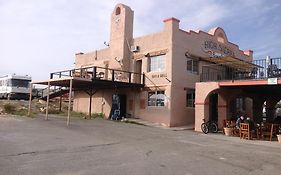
[{"xmin": 130, "ymin": 45, "xmax": 140, "ymax": 52}]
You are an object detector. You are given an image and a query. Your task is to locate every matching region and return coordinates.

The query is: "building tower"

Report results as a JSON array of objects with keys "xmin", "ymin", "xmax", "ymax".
[{"xmin": 109, "ymin": 4, "xmax": 134, "ymax": 71}]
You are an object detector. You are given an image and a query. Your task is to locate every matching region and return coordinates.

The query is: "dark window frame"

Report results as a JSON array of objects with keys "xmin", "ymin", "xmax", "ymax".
[{"xmin": 186, "ymin": 89, "xmax": 195, "ymax": 108}]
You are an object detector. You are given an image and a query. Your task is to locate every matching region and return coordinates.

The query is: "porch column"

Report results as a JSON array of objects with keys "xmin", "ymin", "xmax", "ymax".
[
  {"xmin": 265, "ymin": 98, "xmax": 277, "ymax": 122},
  {"xmin": 194, "ymin": 82, "xmax": 219, "ymax": 132},
  {"xmin": 252, "ymin": 99, "xmax": 264, "ymax": 123},
  {"xmin": 67, "ymin": 79, "xmax": 73, "ymax": 126},
  {"xmin": 28, "ymin": 83, "xmax": 33, "ymax": 116},
  {"xmin": 45, "ymin": 81, "xmax": 50, "ymax": 120},
  {"xmin": 195, "ymin": 102, "xmax": 209, "ymax": 131}
]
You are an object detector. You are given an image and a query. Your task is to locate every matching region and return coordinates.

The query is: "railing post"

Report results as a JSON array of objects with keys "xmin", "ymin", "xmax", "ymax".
[
  {"xmin": 93, "ymin": 66, "xmax": 97, "ymax": 79},
  {"xmin": 112, "ymin": 70, "xmax": 115, "ymax": 82},
  {"xmin": 59, "ymin": 72, "xmax": 61, "ymax": 78},
  {"xmin": 142, "ymin": 73, "xmax": 145, "ymax": 85},
  {"xmin": 129, "ymin": 72, "xmax": 131, "ymax": 83}
]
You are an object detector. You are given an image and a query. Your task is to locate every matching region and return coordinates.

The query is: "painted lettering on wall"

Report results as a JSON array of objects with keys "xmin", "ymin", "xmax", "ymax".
[
  {"xmin": 151, "ymin": 73, "xmax": 167, "ymax": 78},
  {"xmin": 204, "ymin": 40, "xmax": 234, "ymax": 57}
]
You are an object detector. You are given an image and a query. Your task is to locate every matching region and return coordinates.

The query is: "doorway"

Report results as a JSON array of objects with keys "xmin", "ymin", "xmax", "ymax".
[
  {"xmin": 209, "ymin": 93, "xmax": 218, "ymax": 122},
  {"xmin": 111, "ymin": 94, "xmax": 126, "ymax": 120},
  {"xmin": 135, "ymin": 60, "xmax": 142, "ymax": 83}
]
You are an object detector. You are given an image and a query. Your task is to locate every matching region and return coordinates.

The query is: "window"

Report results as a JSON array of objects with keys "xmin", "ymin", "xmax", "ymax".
[
  {"xmin": 186, "ymin": 89, "xmax": 195, "ymax": 107},
  {"xmin": 115, "ymin": 7, "xmax": 121, "ymax": 15},
  {"xmin": 236, "ymin": 98, "xmax": 245, "ymax": 111},
  {"xmin": 148, "ymin": 91, "xmax": 165, "ymax": 106},
  {"xmin": 186, "ymin": 58, "xmax": 198, "ymax": 74},
  {"xmin": 149, "ymin": 55, "xmax": 165, "ymax": 72},
  {"xmin": 9, "ymin": 79, "xmax": 30, "ymax": 88}
]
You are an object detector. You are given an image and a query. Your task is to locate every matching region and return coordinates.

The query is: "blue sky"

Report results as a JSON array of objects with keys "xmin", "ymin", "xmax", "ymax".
[{"xmin": 0, "ymin": 0, "xmax": 280, "ymax": 80}]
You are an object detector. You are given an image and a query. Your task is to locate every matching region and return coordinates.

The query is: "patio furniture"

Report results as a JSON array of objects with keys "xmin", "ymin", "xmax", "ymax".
[
  {"xmin": 261, "ymin": 123, "xmax": 280, "ymax": 141},
  {"xmin": 240, "ymin": 123, "xmax": 251, "ymax": 140}
]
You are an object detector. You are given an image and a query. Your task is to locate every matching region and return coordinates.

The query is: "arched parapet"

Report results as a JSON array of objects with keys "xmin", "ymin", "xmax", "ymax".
[{"xmin": 208, "ymin": 27, "xmax": 228, "ymax": 43}]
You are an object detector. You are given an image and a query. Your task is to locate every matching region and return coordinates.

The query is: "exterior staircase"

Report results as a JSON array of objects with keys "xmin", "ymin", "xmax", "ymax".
[{"xmin": 41, "ymin": 87, "xmax": 69, "ymax": 101}]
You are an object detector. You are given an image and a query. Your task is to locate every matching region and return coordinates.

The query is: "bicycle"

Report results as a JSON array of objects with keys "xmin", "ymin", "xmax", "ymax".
[{"xmin": 201, "ymin": 119, "xmax": 218, "ymax": 134}]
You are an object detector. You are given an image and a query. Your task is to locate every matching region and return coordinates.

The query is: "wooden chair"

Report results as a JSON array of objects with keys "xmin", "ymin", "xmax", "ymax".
[
  {"xmin": 262, "ymin": 124, "xmax": 280, "ymax": 141},
  {"xmin": 261, "ymin": 123, "xmax": 271, "ymax": 140},
  {"xmin": 240, "ymin": 123, "xmax": 251, "ymax": 140}
]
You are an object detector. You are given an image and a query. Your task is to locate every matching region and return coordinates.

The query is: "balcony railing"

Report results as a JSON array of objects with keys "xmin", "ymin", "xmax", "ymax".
[
  {"xmin": 50, "ymin": 66, "xmax": 145, "ymax": 85},
  {"xmin": 200, "ymin": 57, "xmax": 281, "ymax": 82}
]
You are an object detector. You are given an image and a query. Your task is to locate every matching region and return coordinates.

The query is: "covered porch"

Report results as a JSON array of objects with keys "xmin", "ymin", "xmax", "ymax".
[{"xmin": 28, "ymin": 66, "xmax": 145, "ymax": 126}]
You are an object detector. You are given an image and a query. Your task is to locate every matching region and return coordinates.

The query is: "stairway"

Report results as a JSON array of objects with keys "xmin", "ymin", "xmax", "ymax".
[{"xmin": 41, "ymin": 87, "xmax": 69, "ymax": 101}]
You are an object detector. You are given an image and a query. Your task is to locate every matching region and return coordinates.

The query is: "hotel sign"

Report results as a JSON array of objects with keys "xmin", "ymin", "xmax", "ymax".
[
  {"xmin": 151, "ymin": 73, "xmax": 167, "ymax": 78},
  {"xmin": 203, "ymin": 40, "xmax": 234, "ymax": 57},
  {"xmin": 267, "ymin": 78, "xmax": 277, "ymax": 85}
]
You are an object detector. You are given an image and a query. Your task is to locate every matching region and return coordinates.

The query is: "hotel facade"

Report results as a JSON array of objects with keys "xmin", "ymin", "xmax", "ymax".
[
  {"xmin": 32, "ymin": 3, "xmax": 281, "ymax": 131},
  {"xmin": 72, "ymin": 4, "xmax": 253, "ymax": 127}
]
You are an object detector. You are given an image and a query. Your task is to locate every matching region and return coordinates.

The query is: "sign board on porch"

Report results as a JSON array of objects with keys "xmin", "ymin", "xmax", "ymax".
[{"xmin": 267, "ymin": 78, "xmax": 278, "ymax": 85}]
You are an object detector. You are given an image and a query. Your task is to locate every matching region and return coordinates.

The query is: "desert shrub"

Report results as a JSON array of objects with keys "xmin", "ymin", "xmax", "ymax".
[
  {"xmin": 3, "ymin": 103, "xmax": 16, "ymax": 113},
  {"xmin": 14, "ymin": 109, "xmax": 28, "ymax": 116},
  {"xmin": 92, "ymin": 113, "xmax": 104, "ymax": 118},
  {"xmin": 48, "ymin": 108, "xmax": 61, "ymax": 114}
]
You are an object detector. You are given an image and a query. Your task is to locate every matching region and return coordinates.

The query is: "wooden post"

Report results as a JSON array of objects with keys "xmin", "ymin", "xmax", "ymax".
[
  {"xmin": 89, "ymin": 94, "xmax": 92, "ymax": 119},
  {"xmin": 28, "ymin": 83, "xmax": 33, "ymax": 116},
  {"xmin": 45, "ymin": 81, "xmax": 50, "ymax": 120},
  {"xmin": 67, "ymin": 79, "xmax": 73, "ymax": 126},
  {"xmin": 59, "ymin": 95, "xmax": 62, "ymax": 112}
]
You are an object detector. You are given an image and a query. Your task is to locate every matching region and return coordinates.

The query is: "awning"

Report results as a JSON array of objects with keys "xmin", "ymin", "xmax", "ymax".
[{"xmin": 202, "ymin": 56, "xmax": 262, "ymax": 69}]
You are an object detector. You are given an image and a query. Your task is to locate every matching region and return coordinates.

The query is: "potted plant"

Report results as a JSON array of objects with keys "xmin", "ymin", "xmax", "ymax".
[{"xmin": 224, "ymin": 122, "xmax": 233, "ymax": 136}]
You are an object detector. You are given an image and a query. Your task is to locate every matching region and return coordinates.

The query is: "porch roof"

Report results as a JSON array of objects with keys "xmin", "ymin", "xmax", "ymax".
[
  {"xmin": 202, "ymin": 56, "xmax": 262, "ymax": 69},
  {"xmin": 32, "ymin": 77, "xmax": 144, "ymax": 90}
]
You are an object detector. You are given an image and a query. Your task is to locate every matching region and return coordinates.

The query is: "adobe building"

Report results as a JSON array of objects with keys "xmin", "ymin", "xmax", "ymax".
[
  {"xmin": 31, "ymin": 3, "xmax": 281, "ymax": 130},
  {"xmin": 72, "ymin": 3, "xmax": 253, "ymax": 127}
]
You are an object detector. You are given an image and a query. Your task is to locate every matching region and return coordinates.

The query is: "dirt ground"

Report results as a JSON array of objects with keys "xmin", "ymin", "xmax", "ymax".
[
  {"xmin": 0, "ymin": 99, "xmax": 70, "ymax": 115},
  {"xmin": 0, "ymin": 115, "xmax": 281, "ymax": 175}
]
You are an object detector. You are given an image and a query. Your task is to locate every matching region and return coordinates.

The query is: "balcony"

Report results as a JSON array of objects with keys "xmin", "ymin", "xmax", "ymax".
[{"xmin": 200, "ymin": 57, "xmax": 281, "ymax": 82}]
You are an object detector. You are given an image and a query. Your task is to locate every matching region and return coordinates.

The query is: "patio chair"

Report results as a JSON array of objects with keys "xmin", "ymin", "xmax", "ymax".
[
  {"xmin": 240, "ymin": 123, "xmax": 251, "ymax": 140},
  {"xmin": 262, "ymin": 123, "xmax": 279, "ymax": 141}
]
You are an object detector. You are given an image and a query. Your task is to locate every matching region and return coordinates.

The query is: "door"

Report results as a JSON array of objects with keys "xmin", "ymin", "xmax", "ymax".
[
  {"xmin": 111, "ymin": 94, "xmax": 127, "ymax": 120},
  {"xmin": 209, "ymin": 93, "xmax": 218, "ymax": 122},
  {"xmin": 135, "ymin": 60, "xmax": 142, "ymax": 83}
]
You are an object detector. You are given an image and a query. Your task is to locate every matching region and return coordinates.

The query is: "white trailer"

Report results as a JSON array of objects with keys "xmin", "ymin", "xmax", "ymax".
[{"xmin": 0, "ymin": 74, "xmax": 31, "ymax": 100}]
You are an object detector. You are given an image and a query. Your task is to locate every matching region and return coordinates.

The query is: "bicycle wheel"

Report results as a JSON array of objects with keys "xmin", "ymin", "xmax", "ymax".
[
  {"xmin": 201, "ymin": 123, "xmax": 209, "ymax": 134},
  {"xmin": 209, "ymin": 122, "xmax": 218, "ymax": 133}
]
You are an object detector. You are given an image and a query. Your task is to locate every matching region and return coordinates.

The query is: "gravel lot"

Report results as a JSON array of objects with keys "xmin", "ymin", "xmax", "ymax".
[{"xmin": 0, "ymin": 115, "xmax": 280, "ymax": 175}]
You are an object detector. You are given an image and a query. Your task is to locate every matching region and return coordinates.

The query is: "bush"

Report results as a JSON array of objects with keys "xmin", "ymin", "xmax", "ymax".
[
  {"xmin": 14, "ymin": 109, "xmax": 28, "ymax": 116},
  {"xmin": 3, "ymin": 103, "xmax": 16, "ymax": 113},
  {"xmin": 92, "ymin": 113, "xmax": 104, "ymax": 118}
]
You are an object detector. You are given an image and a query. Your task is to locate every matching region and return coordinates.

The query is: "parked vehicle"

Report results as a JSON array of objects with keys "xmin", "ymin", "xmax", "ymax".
[{"xmin": 0, "ymin": 74, "xmax": 31, "ymax": 100}]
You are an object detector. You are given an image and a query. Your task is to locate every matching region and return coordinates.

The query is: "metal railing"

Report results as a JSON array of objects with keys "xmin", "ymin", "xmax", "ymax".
[
  {"xmin": 200, "ymin": 57, "xmax": 281, "ymax": 82},
  {"xmin": 50, "ymin": 66, "xmax": 145, "ymax": 85}
]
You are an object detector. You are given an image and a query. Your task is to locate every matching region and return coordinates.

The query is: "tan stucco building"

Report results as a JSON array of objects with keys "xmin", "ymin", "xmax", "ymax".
[{"xmin": 71, "ymin": 3, "xmax": 254, "ymax": 127}]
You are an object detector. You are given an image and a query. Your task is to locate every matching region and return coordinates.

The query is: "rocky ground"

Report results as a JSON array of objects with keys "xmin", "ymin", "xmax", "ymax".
[{"xmin": 0, "ymin": 99, "xmax": 69, "ymax": 116}]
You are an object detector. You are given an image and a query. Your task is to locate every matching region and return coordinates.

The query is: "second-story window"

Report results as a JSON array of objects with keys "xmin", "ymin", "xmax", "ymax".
[
  {"xmin": 149, "ymin": 55, "xmax": 165, "ymax": 72},
  {"xmin": 186, "ymin": 58, "xmax": 199, "ymax": 74}
]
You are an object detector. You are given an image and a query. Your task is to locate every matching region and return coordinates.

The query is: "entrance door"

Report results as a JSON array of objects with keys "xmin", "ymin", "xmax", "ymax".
[
  {"xmin": 135, "ymin": 60, "xmax": 142, "ymax": 83},
  {"xmin": 209, "ymin": 93, "xmax": 218, "ymax": 122},
  {"xmin": 111, "ymin": 94, "xmax": 126, "ymax": 120}
]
